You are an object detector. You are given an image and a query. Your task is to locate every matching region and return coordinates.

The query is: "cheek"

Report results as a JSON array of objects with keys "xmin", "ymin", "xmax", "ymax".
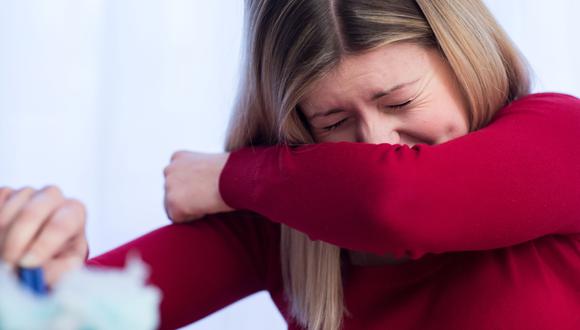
[
  {"xmin": 425, "ymin": 77, "xmax": 470, "ymax": 138},
  {"xmin": 451, "ymin": 108, "xmax": 470, "ymax": 135},
  {"xmin": 440, "ymin": 111, "xmax": 469, "ymax": 141},
  {"xmin": 426, "ymin": 94, "xmax": 469, "ymax": 139},
  {"xmin": 444, "ymin": 122, "xmax": 463, "ymax": 139},
  {"xmin": 414, "ymin": 109, "xmax": 467, "ymax": 144}
]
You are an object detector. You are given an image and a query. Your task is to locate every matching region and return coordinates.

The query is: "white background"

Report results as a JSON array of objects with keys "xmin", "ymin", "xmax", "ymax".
[{"xmin": 0, "ymin": 1, "xmax": 578, "ymax": 329}]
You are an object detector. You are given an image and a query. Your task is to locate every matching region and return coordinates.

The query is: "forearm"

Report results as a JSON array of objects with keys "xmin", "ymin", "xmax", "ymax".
[
  {"xmin": 219, "ymin": 93, "xmax": 580, "ymax": 258},
  {"xmin": 87, "ymin": 211, "xmax": 274, "ymax": 329}
]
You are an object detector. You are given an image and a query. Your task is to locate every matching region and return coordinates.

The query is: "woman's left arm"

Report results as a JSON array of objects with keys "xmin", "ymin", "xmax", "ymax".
[{"xmin": 217, "ymin": 93, "xmax": 580, "ymax": 258}]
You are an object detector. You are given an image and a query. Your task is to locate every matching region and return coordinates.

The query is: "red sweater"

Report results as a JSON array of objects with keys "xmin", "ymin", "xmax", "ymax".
[{"xmin": 87, "ymin": 93, "xmax": 580, "ymax": 330}]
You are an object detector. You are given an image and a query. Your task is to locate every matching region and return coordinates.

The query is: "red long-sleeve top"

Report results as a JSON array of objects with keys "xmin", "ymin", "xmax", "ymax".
[{"xmin": 87, "ymin": 93, "xmax": 580, "ymax": 330}]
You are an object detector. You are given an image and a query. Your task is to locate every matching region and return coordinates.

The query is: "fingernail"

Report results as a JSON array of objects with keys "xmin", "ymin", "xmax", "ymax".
[{"xmin": 19, "ymin": 252, "xmax": 40, "ymax": 268}]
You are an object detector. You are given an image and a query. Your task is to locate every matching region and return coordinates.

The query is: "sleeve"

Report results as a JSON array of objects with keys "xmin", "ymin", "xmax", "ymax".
[
  {"xmin": 219, "ymin": 93, "xmax": 580, "ymax": 259},
  {"xmin": 85, "ymin": 211, "xmax": 280, "ymax": 330}
]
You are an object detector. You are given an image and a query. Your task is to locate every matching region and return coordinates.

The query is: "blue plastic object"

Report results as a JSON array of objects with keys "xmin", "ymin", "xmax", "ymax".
[{"xmin": 17, "ymin": 267, "xmax": 47, "ymax": 296}]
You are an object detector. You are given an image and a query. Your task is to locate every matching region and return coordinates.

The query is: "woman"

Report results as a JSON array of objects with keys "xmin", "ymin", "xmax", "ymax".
[{"xmin": 1, "ymin": 1, "xmax": 579, "ymax": 329}]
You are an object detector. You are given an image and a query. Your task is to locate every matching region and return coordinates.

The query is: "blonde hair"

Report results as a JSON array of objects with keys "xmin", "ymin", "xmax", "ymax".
[{"xmin": 224, "ymin": 1, "xmax": 530, "ymax": 329}]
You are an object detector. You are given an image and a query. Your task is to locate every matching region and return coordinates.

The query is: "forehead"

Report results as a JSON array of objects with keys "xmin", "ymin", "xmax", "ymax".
[{"xmin": 301, "ymin": 42, "xmax": 429, "ymax": 109}]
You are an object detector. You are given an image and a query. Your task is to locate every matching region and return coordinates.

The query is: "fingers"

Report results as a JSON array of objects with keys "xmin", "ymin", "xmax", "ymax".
[
  {"xmin": 0, "ymin": 187, "xmax": 13, "ymax": 208},
  {"xmin": 43, "ymin": 253, "xmax": 85, "ymax": 287},
  {"xmin": 163, "ymin": 194, "xmax": 173, "ymax": 220},
  {"xmin": 164, "ymin": 194, "xmax": 194, "ymax": 223},
  {"xmin": 165, "ymin": 150, "xmax": 201, "ymax": 177},
  {"xmin": 163, "ymin": 192, "xmax": 182, "ymax": 222},
  {"xmin": 43, "ymin": 234, "xmax": 88, "ymax": 286},
  {"xmin": 0, "ymin": 187, "xmax": 36, "ymax": 229},
  {"xmin": 164, "ymin": 150, "xmax": 189, "ymax": 177},
  {"xmin": 0, "ymin": 187, "xmax": 36, "ymax": 249},
  {"xmin": 164, "ymin": 151, "xmax": 214, "ymax": 223},
  {"xmin": 164, "ymin": 187, "xmax": 202, "ymax": 222},
  {"xmin": 0, "ymin": 186, "xmax": 65, "ymax": 265},
  {"xmin": 0, "ymin": 185, "xmax": 89, "ymax": 291},
  {"xmin": 170, "ymin": 150, "xmax": 190, "ymax": 163},
  {"xmin": 20, "ymin": 199, "xmax": 87, "ymax": 268},
  {"xmin": 163, "ymin": 157, "xmax": 182, "ymax": 221}
]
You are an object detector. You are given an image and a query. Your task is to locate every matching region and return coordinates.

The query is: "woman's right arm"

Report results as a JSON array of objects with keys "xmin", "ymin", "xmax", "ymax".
[
  {"xmin": 87, "ymin": 211, "xmax": 280, "ymax": 330},
  {"xmin": 218, "ymin": 93, "xmax": 580, "ymax": 259}
]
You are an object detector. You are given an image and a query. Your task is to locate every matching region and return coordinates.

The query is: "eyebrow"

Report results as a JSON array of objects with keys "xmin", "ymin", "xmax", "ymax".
[{"xmin": 307, "ymin": 79, "xmax": 420, "ymax": 121}]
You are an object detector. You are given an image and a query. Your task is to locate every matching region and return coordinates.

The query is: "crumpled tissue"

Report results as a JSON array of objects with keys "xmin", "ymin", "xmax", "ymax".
[{"xmin": 0, "ymin": 256, "xmax": 161, "ymax": 330}]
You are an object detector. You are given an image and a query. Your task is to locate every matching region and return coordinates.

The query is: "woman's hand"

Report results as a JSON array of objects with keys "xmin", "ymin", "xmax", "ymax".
[
  {"xmin": 0, "ymin": 186, "xmax": 88, "ymax": 287},
  {"xmin": 163, "ymin": 151, "xmax": 235, "ymax": 223}
]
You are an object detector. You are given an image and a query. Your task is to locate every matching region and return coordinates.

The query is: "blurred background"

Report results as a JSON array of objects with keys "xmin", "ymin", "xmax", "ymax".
[{"xmin": 0, "ymin": 1, "xmax": 578, "ymax": 329}]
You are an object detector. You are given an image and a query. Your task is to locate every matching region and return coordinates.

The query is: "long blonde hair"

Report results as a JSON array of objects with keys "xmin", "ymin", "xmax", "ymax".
[{"xmin": 224, "ymin": 1, "xmax": 530, "ymax": 329}]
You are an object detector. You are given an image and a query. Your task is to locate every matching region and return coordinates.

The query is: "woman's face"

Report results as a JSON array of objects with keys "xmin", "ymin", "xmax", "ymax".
[{"xmin": 299, "ymin": 42, "xmax": 470, "ymax": 146}]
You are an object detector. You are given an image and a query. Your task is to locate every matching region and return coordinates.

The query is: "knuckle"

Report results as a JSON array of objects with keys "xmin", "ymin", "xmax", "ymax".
[
  {"xmin": 42, "ymin": 185, "xmax": 63, "ymax": 199},
  {"xmin": 66, "ymin": 198, "xmax": 86, "ymax": 215},
  {"xmin": 171, "ymin": 150, "xmax": 189, "ymax": 162},
  {"xmin": 0, "ymin": 187, "xmax": 12, "ymax": 196},
  {"xmin": 59, "ymin": 199, "xmax": 87, "ymax": 224},
  {"xmin": 48, "ymin": 212, "xmax": 73, "ymax": 232},
  {"xmin": 18, "ymin": 186, "xmax": 36, "ymax": 196}
]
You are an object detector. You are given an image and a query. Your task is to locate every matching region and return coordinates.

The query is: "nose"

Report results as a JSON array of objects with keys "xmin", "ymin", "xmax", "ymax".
[{"xmin": 355, "ymin": 119, "xmax": 401, "ymax": 145}]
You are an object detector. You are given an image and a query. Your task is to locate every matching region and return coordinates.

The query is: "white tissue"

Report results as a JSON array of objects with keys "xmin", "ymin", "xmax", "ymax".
[{"xmin": 0, "ymin": 255, "xmax": 161, "ymax": 330}]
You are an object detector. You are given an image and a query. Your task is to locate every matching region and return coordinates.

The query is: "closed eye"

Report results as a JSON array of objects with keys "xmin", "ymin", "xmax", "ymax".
[
  {"xmin": 385, "ymin": 99, "xmax": 413, "ymax": 110},
  {"xmin": 322, "ymin": 118, "xmax": 348, "ymax": 132},
  {"xmin": 322, "ymin": 99, "xmax": 413, "ymax": 132}
]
